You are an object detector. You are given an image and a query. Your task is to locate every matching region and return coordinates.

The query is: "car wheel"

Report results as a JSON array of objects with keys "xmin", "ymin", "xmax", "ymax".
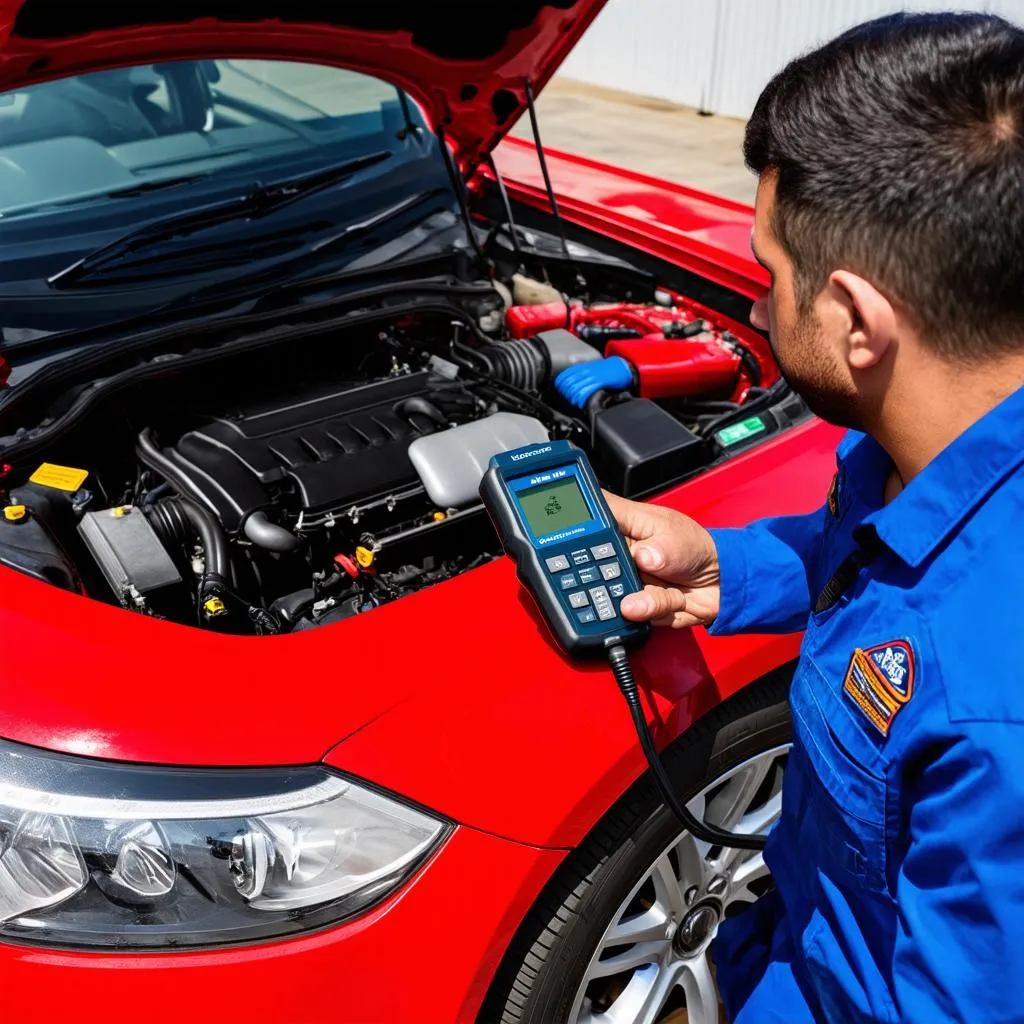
[{"xmin": 481, "ymin": 668, "xmax": 792, "ymax": 1024}]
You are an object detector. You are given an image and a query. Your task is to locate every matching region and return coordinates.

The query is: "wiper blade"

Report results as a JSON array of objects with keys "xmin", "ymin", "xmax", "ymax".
[
  {"xmin": 163, "ymin": 186, "xmax": 454, "ymax": 309},
  {"xmin": 106, "ymin": 174, "xmax": 210, "ymax": 198},
  {"xmin": 48, "ymin": 150, "xmax": 393, "ymax": 289}
]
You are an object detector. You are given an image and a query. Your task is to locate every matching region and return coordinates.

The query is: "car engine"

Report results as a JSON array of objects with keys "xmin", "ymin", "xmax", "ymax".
[{"xmin": 0, "ymin": 276, "xmax": 794, "ymax": 634}]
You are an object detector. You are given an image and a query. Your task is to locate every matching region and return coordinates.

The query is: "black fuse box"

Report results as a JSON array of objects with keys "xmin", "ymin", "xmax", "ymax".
[{"xmin": 593, "ymin": 398, "xmax": 709, "ymax": 498}]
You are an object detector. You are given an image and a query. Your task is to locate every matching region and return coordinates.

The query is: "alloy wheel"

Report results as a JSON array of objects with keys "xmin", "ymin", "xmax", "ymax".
[{"xmin": 569, "ymin": 745, "xmax": 790, "ymax": 1024}]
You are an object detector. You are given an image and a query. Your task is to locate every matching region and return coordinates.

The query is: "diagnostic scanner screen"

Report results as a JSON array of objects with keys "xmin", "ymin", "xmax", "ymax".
[{"xmin": 518, "ymin": 477, "xmax": 593, "ymax": 537}]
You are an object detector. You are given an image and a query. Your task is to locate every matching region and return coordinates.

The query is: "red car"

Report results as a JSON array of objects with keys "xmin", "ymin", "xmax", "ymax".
[{"xmin": 0, "ymin": 3, "xmax": 841, "ymax": 1022}]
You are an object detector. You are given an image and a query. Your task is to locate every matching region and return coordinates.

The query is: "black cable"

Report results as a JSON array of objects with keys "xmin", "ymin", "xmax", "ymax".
[
  {"xmin": 607, "ymin": 644, "xmax": 768, "ymax": 851},
  {"xmin": 722, "ymin": 331, "xmax": 763, "ymax": 387},
  {"xmin": 701, "ymin": 378, "xmax": 788, "ymax": 435}
]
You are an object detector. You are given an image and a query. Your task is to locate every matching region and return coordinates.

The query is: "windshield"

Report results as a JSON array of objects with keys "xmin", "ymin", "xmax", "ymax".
[
  {"xmin": 0, "ymin": 59, "xmax": 456, "ymax": 339},
  {"xmin": 0, "ymin": 59, "xmax": 425, "ymax": 218}
]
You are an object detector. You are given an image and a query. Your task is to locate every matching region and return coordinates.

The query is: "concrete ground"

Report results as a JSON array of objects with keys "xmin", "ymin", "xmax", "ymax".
[{"xmin": 511, "ymin": 78, "xmax": 755, "ymax": 207}]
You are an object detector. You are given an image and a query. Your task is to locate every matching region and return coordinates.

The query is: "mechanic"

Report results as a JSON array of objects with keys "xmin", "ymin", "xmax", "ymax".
[{"xmin": 607, "ymin": 12, "xmax": 1024, "ymax": 1023}]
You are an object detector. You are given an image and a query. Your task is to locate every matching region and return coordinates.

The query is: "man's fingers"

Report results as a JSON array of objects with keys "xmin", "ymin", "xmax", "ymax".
[
  {"xmin": 603, "ymin": 493, "xmax": 670, "ymax": 573},
  {"xmin": 653, "ymin": 611, "xmax": 704, "ymax": 629},
  {"xmin": 620, "ymin": 583, "xmax": 689, "ymax": 624}
]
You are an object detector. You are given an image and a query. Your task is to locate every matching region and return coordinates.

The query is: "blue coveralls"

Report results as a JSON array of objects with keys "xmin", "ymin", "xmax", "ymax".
[{"xmin": 706, "ymin": 385, "xmax": 1024, "ymax": 1023}]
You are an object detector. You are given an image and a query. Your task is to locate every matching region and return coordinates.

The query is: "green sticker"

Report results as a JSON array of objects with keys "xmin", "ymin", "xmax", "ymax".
[{"xmin": 717, "ymin": 416, "xmax": 766, "ymax": 447}]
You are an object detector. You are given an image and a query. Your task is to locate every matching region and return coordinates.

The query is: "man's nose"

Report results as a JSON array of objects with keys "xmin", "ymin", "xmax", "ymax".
[{"xmin": 750, "ymin": 296, "xmax": 770, "ymax": 332}]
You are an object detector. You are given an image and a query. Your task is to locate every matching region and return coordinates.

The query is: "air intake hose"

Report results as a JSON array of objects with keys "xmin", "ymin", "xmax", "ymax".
[
  {"xmin": 145, "ymin": 497, "xmax": 229, "ymax": 605},
  {"xmin": 460, "ymin": 328, "xmax": 604, "ymax": 392},
  {"xmin": 472, "ymin": 337, "xmax": 549, "ymax": 392}
]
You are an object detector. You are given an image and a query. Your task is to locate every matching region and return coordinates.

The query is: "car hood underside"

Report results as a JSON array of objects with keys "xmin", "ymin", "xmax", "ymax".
[{"xmin": 0, "ymin": 0, "xmax": 608, "ymax": 169}]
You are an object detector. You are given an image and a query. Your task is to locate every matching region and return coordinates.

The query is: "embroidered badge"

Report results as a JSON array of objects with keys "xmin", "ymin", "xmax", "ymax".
[
  {"xmin": 827, "ymin": 472, "xmax": 840, "ymax": 518},
  {"xmin": 843, "ymin": 640, "xmax": 915, "ymax": 736}
]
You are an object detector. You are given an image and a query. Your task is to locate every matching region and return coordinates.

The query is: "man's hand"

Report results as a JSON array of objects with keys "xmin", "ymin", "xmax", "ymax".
[{"xmin": 604, "ymin": 492, "xmax": 721, "ymax": 629}]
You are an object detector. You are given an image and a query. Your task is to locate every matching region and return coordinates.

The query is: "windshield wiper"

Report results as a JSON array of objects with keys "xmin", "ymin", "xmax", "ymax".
[
  {"xmin": 47, "ymin": 150, "xmax": 393, "ymax": 289},
  {"xmin": 106, "ymin": 174, "xmax": 211, "ymax": 198}
]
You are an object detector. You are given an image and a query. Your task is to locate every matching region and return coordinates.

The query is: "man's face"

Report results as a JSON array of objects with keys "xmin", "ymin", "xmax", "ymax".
[{"xmin": 749, "ymin": 173, "xmax": 863, "ymax": 429}]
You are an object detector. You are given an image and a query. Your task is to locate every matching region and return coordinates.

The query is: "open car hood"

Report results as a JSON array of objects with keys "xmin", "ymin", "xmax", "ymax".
[{"xmin": 0, "ymin": 0, "xmax": 607, "ymax": 169}]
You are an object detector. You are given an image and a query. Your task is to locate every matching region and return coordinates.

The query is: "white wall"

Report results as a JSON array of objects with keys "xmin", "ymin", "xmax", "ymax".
[{"xmin": 560, "ymin": 0, "xmax": 1024, "ymax": 119}]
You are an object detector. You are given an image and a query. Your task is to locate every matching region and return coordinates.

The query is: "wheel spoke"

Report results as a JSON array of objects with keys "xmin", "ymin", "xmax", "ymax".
[
  {"xmin": 729, "ymin": 850, "xmax": 770, "ymax": 903},
  {"xmin": 650, "ymin": 851, "xmax": 687, "ymax": 922},
  {"xmin": 606, "ymin": 906, "xmax": 671, "ymax": 947},
  {"xmin": 603, "ymin": 960, "xmax": 687, "ymax": 1024},
  {"xmin": 673, "ymin": 830, "xmax": 706, "ymax": 892},
  {"xmin": 684, "ymin": 790, "xmax": 713, "ymax": 857},
  {"xmin": 586, "ymin": 941, "xmax": 664, "ymax": 980},
  {"xmin": 681, "ymin": 954, "xmax": 721, "ymax": 1024},
  {"xmin": 705, "ymin": 754, "xmax": 774, "ymax": 832}
]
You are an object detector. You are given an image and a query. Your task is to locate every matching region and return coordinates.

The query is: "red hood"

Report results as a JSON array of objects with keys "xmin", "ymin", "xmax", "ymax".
[{"xmin": 0, "ymin": 0, "xmax": 607, "ymax": 169}]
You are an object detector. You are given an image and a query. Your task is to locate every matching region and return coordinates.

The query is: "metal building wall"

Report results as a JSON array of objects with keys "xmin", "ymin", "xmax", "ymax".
[{"xmin": 559, "ymin": 0, "xmax": 1024, "ymax": 120}]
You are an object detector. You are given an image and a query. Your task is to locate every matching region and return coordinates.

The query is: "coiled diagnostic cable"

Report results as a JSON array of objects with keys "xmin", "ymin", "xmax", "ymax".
[{"xmin": 607, "ymin": 644, "xmax": 768, "ymax": 851}]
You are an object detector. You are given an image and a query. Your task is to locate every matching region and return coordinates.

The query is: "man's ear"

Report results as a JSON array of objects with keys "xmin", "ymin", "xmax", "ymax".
[{"xmin": 827, "ymin": 269, "xmax": 897, "ymax": 371}]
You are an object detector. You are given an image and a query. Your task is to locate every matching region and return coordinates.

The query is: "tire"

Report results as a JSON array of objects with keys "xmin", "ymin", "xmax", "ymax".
[{"xmin": 480, "ymin": 667, "xmax": 793, "ymax": 1024}]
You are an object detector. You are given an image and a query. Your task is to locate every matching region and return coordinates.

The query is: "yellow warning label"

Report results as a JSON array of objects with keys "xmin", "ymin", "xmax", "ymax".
[{"xmin": 30, "ymin": 463, "xmax": 89, "ymax": 492}]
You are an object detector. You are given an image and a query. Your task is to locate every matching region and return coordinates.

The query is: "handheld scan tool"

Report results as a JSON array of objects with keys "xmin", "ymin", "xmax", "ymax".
[
  {"xmin": 479, "ymin": 440, "xmax": 649, "ymax": 656},
  {"xmin": 481, "ymin": 440, "xmax": 767, "ymax": 851}
]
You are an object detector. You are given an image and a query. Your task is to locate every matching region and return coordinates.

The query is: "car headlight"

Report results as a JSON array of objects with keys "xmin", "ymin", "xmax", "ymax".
[{"xmin": 0, "ymin": 738, "xmax": 449, "ymax": 949}]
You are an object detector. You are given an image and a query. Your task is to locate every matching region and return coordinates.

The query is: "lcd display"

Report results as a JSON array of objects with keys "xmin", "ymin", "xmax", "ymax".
[{"xmin": 518, "ymin": 477, "xmax": 593, "ymax": 537}]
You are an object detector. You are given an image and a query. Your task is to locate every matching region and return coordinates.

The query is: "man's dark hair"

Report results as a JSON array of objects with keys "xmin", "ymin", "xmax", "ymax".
[{"xmin": 745, "ymin": 12, "xmax": 1024, "ymax": 359}]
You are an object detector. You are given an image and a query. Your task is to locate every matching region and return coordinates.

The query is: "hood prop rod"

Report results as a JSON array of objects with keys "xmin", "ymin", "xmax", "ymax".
[
  {"xmin": 435, "ymin": 123, "xmax": 488, "ymax": 270},
  {"xmin": 486, "ymin": 154, "xmax": 526, "ymax": 267},
  {"xmin": 523, "ymin": 79, "xmax": 585, "ymax": 292}
]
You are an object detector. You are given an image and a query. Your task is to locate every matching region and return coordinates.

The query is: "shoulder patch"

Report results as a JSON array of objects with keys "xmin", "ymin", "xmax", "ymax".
[{"xmin": 843, "ymin": 640, "xmax": 915, "ymax": 736}]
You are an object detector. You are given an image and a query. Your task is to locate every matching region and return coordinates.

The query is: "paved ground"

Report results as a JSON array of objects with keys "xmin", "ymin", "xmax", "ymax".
[{"xmin": 511, "ymin": 78, "xmax": 755, "ymax": 206}]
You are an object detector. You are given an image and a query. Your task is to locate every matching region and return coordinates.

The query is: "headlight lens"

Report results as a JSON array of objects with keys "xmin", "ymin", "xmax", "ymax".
[{"xmin": 0, "ymin": 739, "xmax": 448, "ymax": 949}]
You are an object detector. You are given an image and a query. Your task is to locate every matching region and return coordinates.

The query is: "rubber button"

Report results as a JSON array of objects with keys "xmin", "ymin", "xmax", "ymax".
[
  {"xmin": 558, "ymin": 573, "xmax": 577, "ymax": 591},
  {"xmin": 600, "ymin": 561, "xmax": 622, "ymax": 581},
  {"xmin": 590, "ymin": 543, "xmax": 615, "ymax": 560},
  {"xmin": 546, "ymin": 555, "xmax": 571, "ymax": 573},
  {"xmin": 577, "ymin": 608, "xmax": 597, "ymax": 624},
  {"xmin": 608, "ymin": 582, "xmax": 626, "ymax": 599},
  {"xmin": 568, "ymin": 591, "xmax": 590, "ymax": 609},
  {"xmin": 589, "ymin": 585, "xmax": 616, "ymax": 621}
]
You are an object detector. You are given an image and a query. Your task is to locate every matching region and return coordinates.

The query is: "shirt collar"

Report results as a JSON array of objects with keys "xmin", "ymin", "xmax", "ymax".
[{"xmin": 860, "ymin": 384, "xmax": 1024, "ymax": 568}]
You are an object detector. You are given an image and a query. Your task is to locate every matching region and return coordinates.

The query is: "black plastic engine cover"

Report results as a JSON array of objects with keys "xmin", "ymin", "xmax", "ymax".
[{"xmin": 169, "ymin": 372, "xmax": 440, "ymax": 531}]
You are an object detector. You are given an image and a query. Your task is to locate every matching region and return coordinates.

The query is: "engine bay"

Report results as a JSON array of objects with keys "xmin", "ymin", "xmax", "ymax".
[{"xmin": 0, "ymin": 269, "xmax": 801, "ymax": 635}]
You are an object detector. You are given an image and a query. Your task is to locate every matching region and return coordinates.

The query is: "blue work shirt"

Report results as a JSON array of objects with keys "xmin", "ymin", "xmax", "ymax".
[{"xmin": 706, "ymin": 385, "xmax": 1024, "ymax": 1023}]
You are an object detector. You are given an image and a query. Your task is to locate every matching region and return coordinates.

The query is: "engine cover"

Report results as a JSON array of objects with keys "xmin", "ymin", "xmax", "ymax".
[{"xmin": 169, "ymin": 372, "xmax": 440, "ymax": 531}]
